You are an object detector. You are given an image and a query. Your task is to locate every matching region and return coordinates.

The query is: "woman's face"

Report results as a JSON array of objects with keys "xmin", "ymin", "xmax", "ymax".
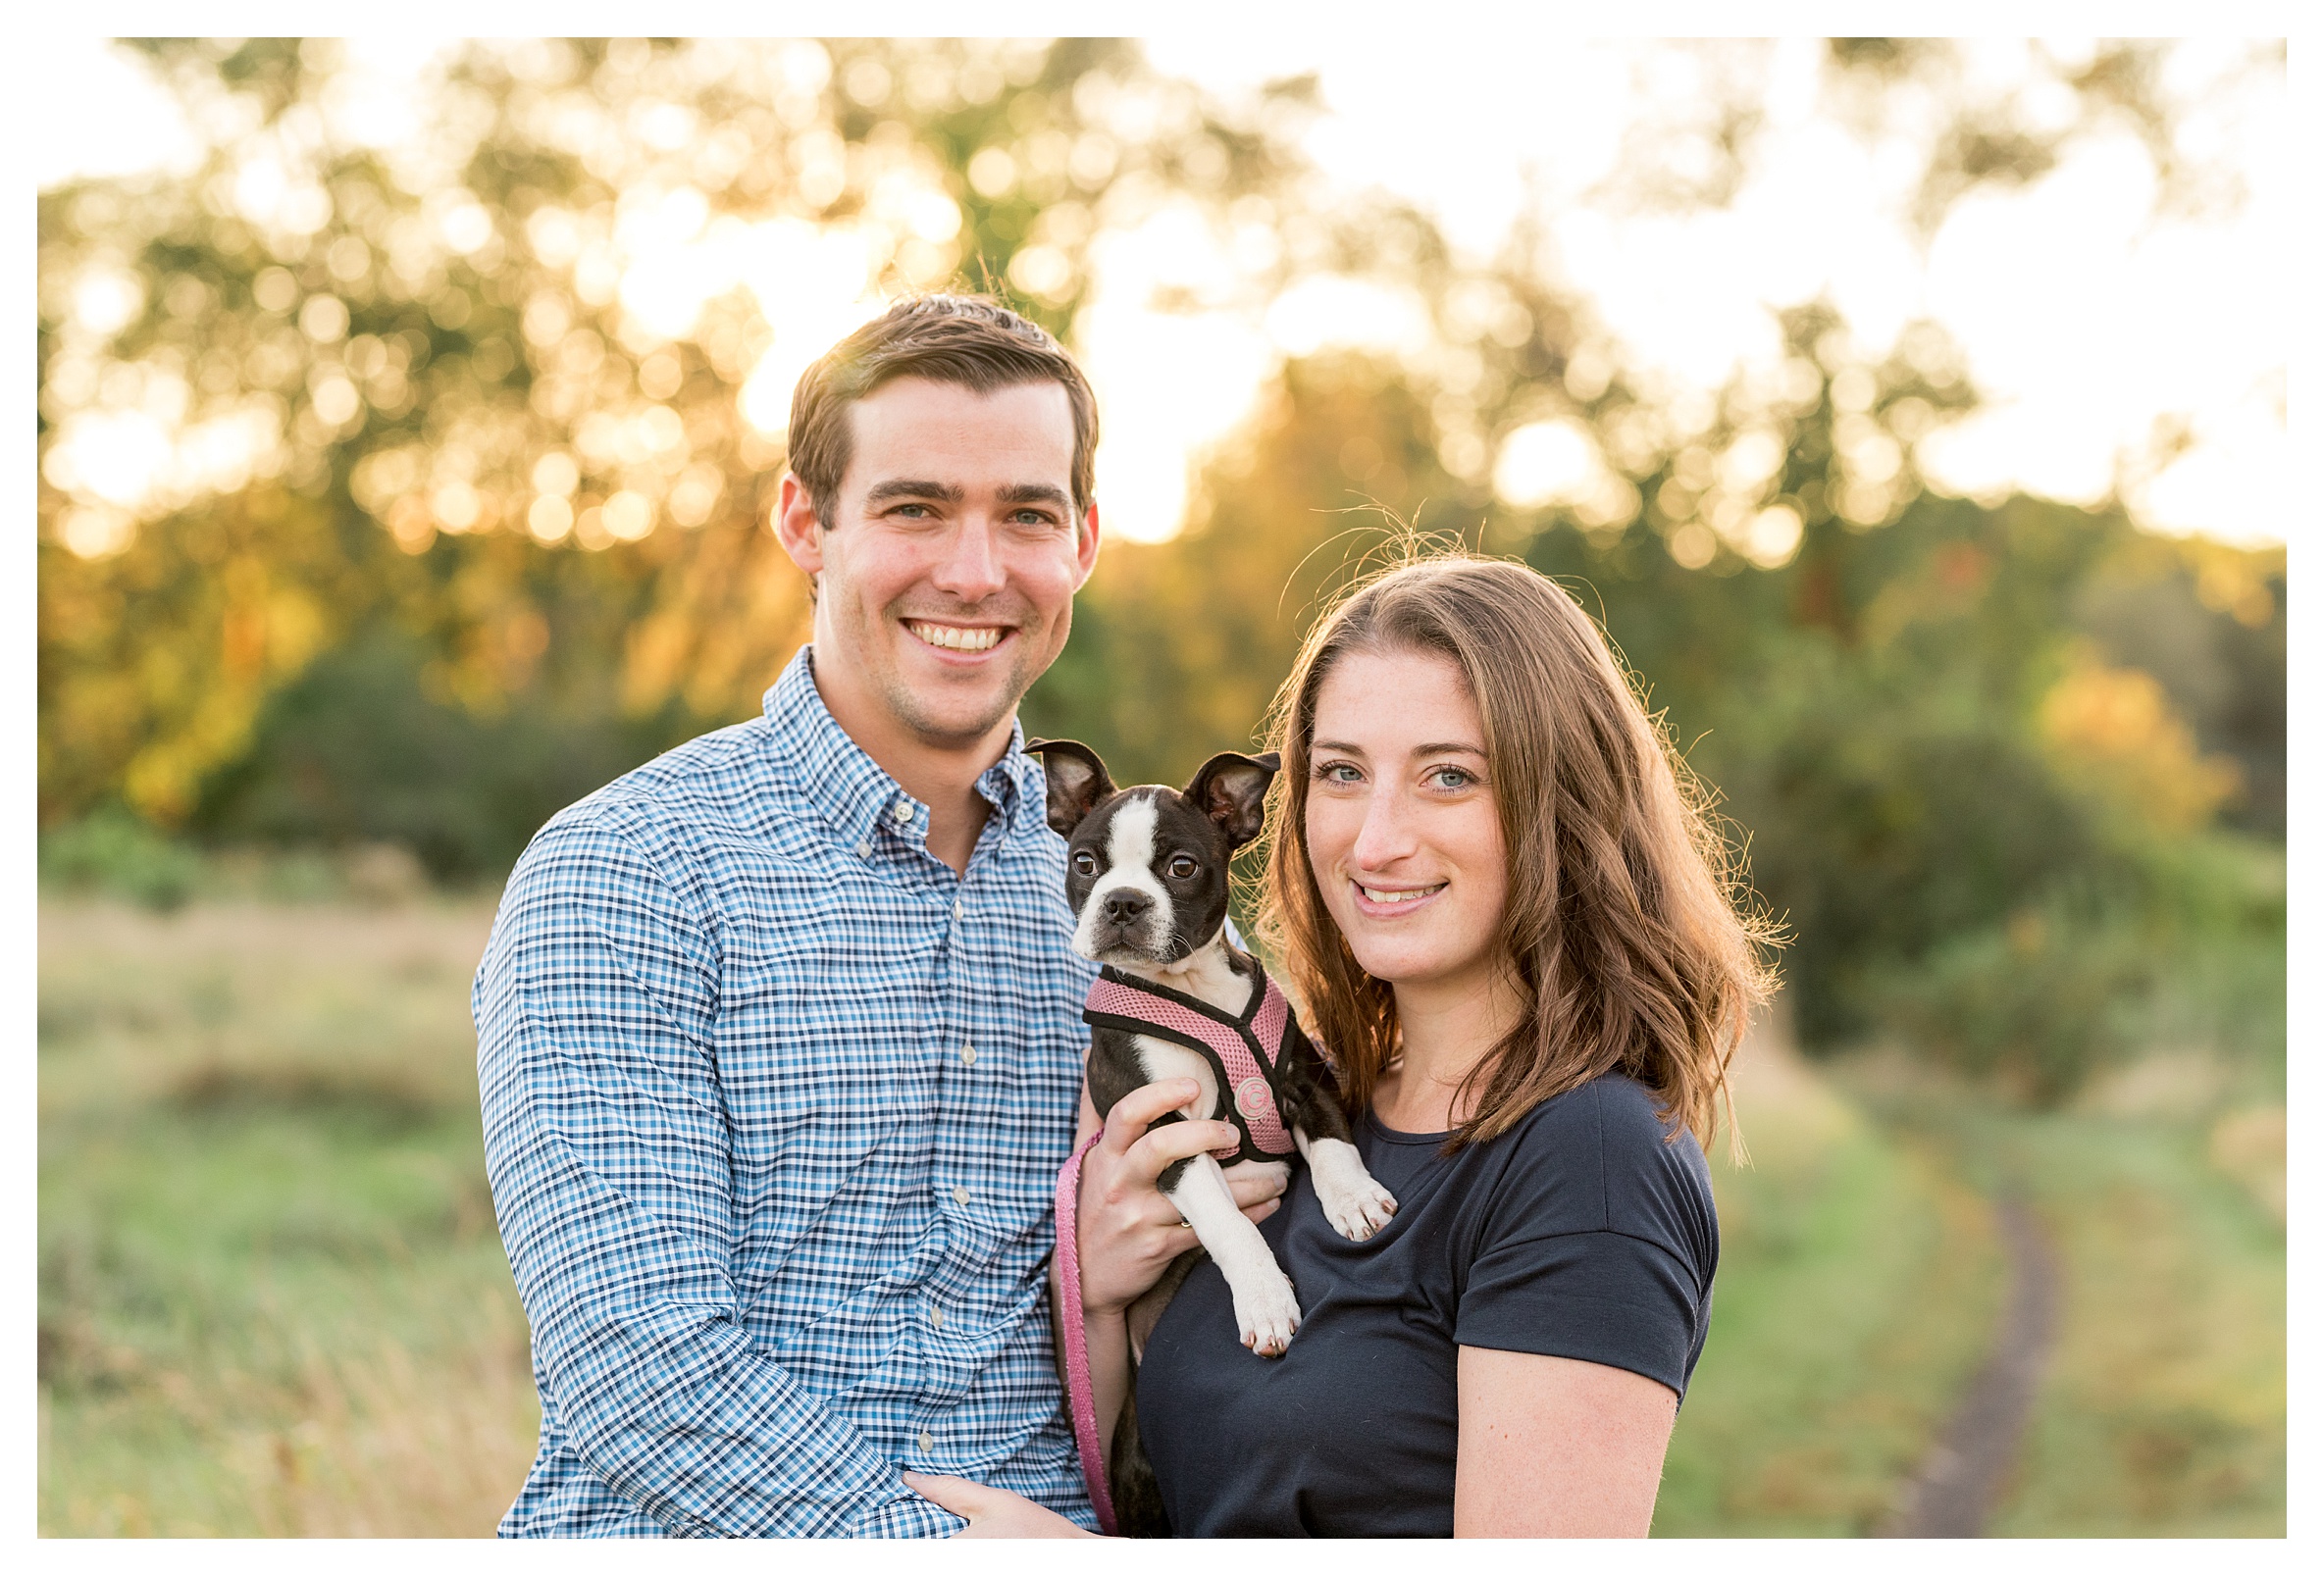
[{"xmin": 1305, "ymin": 646, "xmax": 1509, "ymax": 1001}]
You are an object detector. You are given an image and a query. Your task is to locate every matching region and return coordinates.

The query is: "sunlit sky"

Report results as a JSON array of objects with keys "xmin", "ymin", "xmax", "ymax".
[{"xmin": 34, "ymin": 33, "xmax": 2291, "ymax": 550}]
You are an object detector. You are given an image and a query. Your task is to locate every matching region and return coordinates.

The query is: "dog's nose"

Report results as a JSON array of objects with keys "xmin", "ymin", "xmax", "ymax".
[{"xmin": 1102, "ymin": 890, "xmax": 1153, "ymax": 928}]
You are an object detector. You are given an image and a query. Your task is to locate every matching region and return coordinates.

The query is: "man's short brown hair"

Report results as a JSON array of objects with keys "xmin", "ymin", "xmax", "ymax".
[{"xmin": 785, "ymin": 294, "xmax": 1099, "ymax": 526}]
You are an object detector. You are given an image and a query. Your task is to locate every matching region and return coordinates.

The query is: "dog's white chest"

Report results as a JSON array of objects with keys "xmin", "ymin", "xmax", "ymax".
[{"xmin": 1136, "ymin": 1037, "xmax": 1221, "ymax": 1124}]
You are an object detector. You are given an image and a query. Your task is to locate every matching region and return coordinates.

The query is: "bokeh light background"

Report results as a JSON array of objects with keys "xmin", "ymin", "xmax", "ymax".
[
  {"xmin": 34, "ymin": 34, "xmax": 2287, "ymax": 1539},
  {"xmin": 36, "ymin": 35, "xmax": 2291, "ymax": 554}
]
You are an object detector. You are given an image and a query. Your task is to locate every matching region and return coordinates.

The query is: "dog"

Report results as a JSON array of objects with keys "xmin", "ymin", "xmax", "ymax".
[{"xmin": 1030, "ymin": 739, "xmax": 1397, "ymax": 1535}]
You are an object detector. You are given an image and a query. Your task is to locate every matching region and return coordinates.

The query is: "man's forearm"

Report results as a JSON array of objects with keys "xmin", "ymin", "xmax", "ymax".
[
  {"xmin": 497, "ymin": 1135, "xmax": 964, "ymax": 1538},
  {"xmin": 552, "ymin": 1336, "xmax": 957, "ymax": 1537}
]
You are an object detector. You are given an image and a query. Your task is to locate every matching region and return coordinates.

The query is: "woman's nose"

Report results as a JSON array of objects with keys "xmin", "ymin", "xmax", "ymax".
[{"xmin": 1350, "ymin": 785, "xmax": 1418, "ymax": 869}]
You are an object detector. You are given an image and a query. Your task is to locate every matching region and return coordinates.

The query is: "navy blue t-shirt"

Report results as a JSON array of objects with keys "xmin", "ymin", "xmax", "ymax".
[{"xmin": 1133, "ymin": 1072, "xmax": 1718, "ymax": 1538}]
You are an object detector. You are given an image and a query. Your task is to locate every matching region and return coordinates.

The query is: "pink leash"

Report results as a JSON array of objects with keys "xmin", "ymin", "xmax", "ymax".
[
  {"xmin": 1057, "ymin": 966, "xmax": 1332, "ymax": 1531},
  {"xmin": 1055, "ymin": 1128, "xmax": 1116, "ymax": 1534}
]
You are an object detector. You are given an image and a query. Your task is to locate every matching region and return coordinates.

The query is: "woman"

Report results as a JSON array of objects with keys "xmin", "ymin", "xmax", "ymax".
[{"xmin": 914, "ymin": 555, "xmax": 1772, "ymax": 1537}]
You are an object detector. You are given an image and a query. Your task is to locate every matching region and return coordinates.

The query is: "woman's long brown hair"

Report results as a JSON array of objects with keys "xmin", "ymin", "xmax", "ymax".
[{"xmin": 1256, "ymin": 553, "xmax": 1777, "ymax": 1152}]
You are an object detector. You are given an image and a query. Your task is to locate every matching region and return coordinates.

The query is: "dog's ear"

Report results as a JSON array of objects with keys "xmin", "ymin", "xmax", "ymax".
[
  {"xmin": 1025, "ymin": 738, "xmax": 1116, "ymax": 839},
  {"xmin": 1184, "ymin": 750, "xmax": 1280, "ymax": 848}
]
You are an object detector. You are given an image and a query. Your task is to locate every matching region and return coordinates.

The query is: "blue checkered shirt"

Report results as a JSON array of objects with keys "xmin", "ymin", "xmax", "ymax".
[{"xmin": 474, "ymin": 647, "xmax": 1099, "ymax": 1537}]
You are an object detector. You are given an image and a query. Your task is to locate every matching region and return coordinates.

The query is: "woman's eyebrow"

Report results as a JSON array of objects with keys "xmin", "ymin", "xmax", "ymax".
[{"xmin": 1312, "ymin": 738, "xmax": 1486, "ymax": 758}]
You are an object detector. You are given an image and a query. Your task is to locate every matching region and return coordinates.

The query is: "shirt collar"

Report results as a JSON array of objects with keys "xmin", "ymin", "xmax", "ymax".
[{"xmin": 762, "ymin": 646, "xmax": 1034, "ymax": 859}]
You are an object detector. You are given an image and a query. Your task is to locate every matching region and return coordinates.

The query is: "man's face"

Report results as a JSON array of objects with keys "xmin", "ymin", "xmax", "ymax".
[{"xmin": 776, "ymin": 376, "xmax": 1100, "ymax": 752}]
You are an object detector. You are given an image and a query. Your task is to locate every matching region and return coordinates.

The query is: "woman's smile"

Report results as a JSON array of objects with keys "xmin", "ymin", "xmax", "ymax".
[{"xmin": 1351, "ymin": 880, "xmax": 1449, "ymax": 916}]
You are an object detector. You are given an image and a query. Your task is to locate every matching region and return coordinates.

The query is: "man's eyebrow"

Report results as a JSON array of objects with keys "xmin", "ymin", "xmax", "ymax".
[
  {"xmin": 862, "ymin": 479, "xmax": 965, "ymax": 506},
  {"xmin": 996, "ymin": 483, "xmax": 1073, "ymax": 509}
]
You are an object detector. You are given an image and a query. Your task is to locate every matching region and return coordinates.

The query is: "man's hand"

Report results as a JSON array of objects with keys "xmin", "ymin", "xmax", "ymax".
[
  {"xmin": 1073, "ymin": 1080, "xmax": 1289, "ymax": 1318},
  {"xmin": 903, "ymin": 1473, "xmax": 1099, "ymax": 1538}
]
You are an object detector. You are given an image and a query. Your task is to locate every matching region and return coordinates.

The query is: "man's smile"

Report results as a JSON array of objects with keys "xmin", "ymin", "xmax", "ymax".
[{"xmin": 904, "ymin": 619, "xmax": 1010, "ymax": 654}]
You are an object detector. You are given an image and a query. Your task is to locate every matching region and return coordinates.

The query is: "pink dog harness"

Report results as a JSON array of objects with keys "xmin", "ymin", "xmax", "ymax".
[
  {"xmin": 1056, "ymin": 963, "xmax": 1322, "ymax": 1532},
  {"xmin": 1082, "ymin": 964, "xmax": 1303, "ymax": 1163}
]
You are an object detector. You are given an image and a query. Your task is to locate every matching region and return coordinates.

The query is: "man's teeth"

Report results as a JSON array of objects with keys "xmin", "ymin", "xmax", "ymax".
[
  {"xmin": 1362, "ymin": 885, "xmax": 1443, "ymax": 904},
  {"xmin": 908, "ymin": 622, "xmax": 1004, "ymax": 652}
]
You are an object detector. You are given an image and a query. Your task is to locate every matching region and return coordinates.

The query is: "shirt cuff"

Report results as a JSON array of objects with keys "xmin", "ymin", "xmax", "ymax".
[{"xmin": 852, "ymin": 1489, "xmax": 967, "ymax": 1539}]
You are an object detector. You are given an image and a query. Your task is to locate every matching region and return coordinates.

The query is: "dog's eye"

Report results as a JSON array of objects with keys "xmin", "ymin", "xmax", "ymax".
[
  {"xmin": 1072, "ymin": 850, "xmax": 1098, "ymax": 876},
  {"xmin": 1165, "ymin": 854, "xmax": 1199, "ymax": 880}
]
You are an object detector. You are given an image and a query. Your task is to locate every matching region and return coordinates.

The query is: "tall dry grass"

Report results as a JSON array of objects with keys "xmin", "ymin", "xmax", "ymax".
[{"xmin": 40, "ymin": 892, "xmax": 541, "ymax": 1537}]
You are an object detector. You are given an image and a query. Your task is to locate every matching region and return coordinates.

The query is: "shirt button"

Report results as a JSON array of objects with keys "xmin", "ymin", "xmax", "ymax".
[
  {"xmin": 952, "ymin": 1186, "xmax": 971, "ymax": 1206},
  {"xmin": 893, "ymin": 800, "xmax": 912, "ymax": 825},
  {"xmin": 929, "ymin": 1304, "xmax": 945, "ymax": 1329},
  {"xmin": 918, "ymin": 1430, "xmax": 935, "ymax": 1451},
  {"xmin": 854, "ymin": 839, "xmax": 872, "ymax": 859},
  {"xmin": 959, "ymin": 1043, "xmax": 977, "ymax": 1067}
]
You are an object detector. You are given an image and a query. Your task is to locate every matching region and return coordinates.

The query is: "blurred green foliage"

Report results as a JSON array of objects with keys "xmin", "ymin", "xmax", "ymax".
[
  {"xmin": 1021, "ymin": 334, "xmax": 2282, "ymax": 1097},
  {"xmin": 36, "ymin": 38, "xmax": 2284, "ymax": 1102},
  {"xmin": 40, "ymin": 805, "xmax": 207, "ymax": 912}
]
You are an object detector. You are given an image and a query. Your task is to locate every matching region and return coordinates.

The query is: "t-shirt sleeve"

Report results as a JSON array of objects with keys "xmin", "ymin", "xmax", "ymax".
[{"xmin": 1452, "ymin": 1080, "xmax": 1718, "ymax": 1398}]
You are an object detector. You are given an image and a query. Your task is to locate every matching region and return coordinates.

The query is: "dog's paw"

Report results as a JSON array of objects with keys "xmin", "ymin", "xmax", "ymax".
[
  {"xmin": 1232, "ymin": 1268, "xmax": 1302, "ymax": 1358},
  {"xmin": 1318, "ymin": 1174, "xmax": 1399, "ymax": 1242},
  {"xmin": 1306, "ymin": 1137, "xmax": 1399, "ymax": 1241}
]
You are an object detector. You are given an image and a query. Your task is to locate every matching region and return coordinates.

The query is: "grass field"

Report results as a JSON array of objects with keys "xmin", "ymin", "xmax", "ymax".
[
  {"xmin": 38, "ymin": 897, "xmax": 537, "ymax": 1536},
  {"xmin": 1840, "ymin": 1052, "xmax": 2288, "ymax": 1537},
  {"xmin": 1654, "ymin": 1028, "xmax": 2005, "ymax": 1535},
  {"xmin": 36, "ymin": 893, "xmax": 2285, "ymax": 1537}
]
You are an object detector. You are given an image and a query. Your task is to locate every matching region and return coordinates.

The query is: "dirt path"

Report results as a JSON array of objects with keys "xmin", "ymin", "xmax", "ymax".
[{"xmin": 1879, "ymin": 1195, "xmax": 2059, "ymax": 1537}]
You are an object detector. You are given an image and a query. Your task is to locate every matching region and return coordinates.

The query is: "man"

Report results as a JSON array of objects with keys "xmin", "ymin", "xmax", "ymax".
[{"xmin": 475, "ymin": 295, "xmax": 1192, "ymax": 1536}]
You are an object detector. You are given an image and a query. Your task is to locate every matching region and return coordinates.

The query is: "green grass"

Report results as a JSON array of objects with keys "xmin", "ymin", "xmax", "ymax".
[
  {"xmin": 38, "ymin": 897, "xmax": 537, "ymax": 1536},
  {"xmin": 40, "ymin": 894, "xmax": 2285, "ymax": 1537},
  {"xmin": 1654, "ymin": 1034, "xmax": 2003, "ymax": 1535},
  {"xmin": 1838, "ymin": 1055, "xmax": 2287, "ymax": 1538}
]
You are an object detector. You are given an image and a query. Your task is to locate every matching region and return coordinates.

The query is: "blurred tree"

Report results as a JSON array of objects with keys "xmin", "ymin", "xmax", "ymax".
[
  {"xmin": 37, "ymin": 36, "xmax": 2284, "ymax": 1097},
  {"xmin": 1038, "ymin": 284, "xmax": 2278, "ymax": 1097},
  {"xmin": 39, "ymin": 37, "xmax": 1318, "ymax": 830}
]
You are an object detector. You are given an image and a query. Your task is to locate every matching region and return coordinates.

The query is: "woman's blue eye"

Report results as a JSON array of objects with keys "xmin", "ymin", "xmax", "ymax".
[{"xmin": 1430, "ymin": 767, "xmax": 1472, "ymax": 789}]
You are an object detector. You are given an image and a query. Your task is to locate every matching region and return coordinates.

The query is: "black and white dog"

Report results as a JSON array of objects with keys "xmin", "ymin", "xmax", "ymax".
[
  {"xmin": 1032, "ymin": 738, "xmax": 1397, "ymax": 1525},
  {"xmin": 1036, "ymin": 734, "xmax": 1394, "ymax": 1376}
]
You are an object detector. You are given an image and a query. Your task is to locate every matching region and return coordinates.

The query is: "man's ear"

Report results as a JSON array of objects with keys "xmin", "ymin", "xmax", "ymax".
[
  {"xmin": 1185, "ymin": 750, "xmax": 1280, "ymax": 848},
  {"xmin": 1025, "ymin": 739, "xmax": 1116, "ymax": 839},
  {"xmin": 774, "ymin": 474, "xmax": 825, "ymax": 576},
  {"xmin": 1072, "ymin": 501, "xmax": 1102, "ymax": 589}
]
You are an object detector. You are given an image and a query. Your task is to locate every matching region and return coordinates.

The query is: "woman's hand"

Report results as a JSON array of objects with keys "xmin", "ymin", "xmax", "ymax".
[
  {"xmin": 903, "ymin": 1472, "xmax": 1099, "ymax": 1538},
  {"xmin": 1074, "ymin": 1080, "xmax": 1289, "ymax": 1317}
]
